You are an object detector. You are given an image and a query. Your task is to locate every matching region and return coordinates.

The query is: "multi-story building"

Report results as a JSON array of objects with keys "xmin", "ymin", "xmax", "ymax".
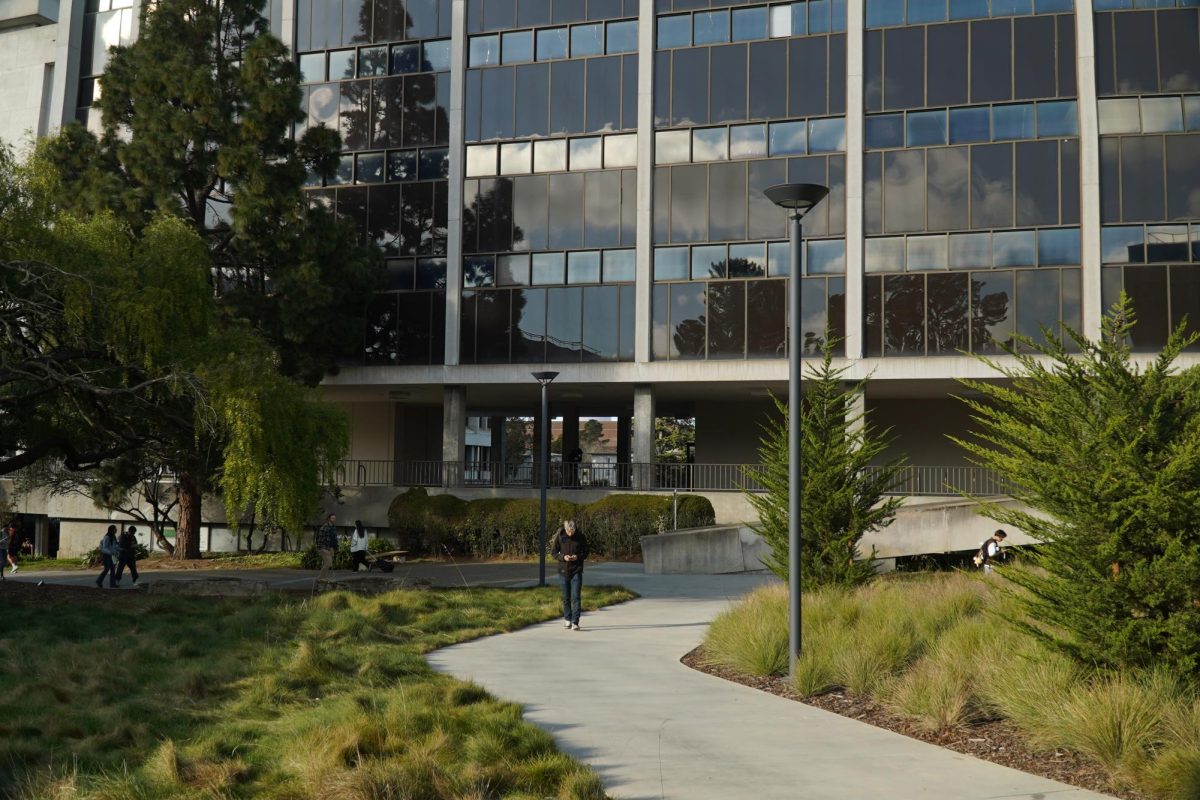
[{"xmin": 4, "ymin": 0, "xmax": 1199, "ymax": 555}]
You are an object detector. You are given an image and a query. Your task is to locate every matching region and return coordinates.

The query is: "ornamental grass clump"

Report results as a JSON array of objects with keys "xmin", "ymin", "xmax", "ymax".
[{"xmin": 703, "ymin": 584, "xmax": 789, "ymax": 677}]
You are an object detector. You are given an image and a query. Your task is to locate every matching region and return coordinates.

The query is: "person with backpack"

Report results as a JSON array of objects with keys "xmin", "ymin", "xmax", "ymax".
[
  {"xmin": 96, "ymin": 525, "xmax": 120, "ymax": 588},
  {"xmin": 350, "ymin": 520, "xmax": 369, "ymax": 572},
  {"xmin": 551, "ymin": 519, "xmax": 589, "ymax": 631},
  {"xmin": 974, "ymin": 529, "xmax": 1007, "ymax": 574},
  {"xmin": 115, "ymin": 525, "xmax": 139, "ymax": 586}
]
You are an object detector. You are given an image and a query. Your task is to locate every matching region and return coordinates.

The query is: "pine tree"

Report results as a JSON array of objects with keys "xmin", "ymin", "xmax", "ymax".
[
  {"xmin": 954, "ymin": 296, "xmax": 1200, "ymax": 674},
  {"xmin": 747, "ymin": 340, "xmax": 904, "ymax": 587}
]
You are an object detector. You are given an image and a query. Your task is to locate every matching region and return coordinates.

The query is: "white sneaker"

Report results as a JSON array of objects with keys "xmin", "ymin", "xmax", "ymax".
[
  {"xmin": 563, "ymin": 620, "xmax": 572, "ymax": 628},
  {"xmin": 9, "ymin": 565, "xmax": 16, "ymax": 575},
  {"xmin": 571, "ymin": 623, "xmax": 581, "ymax": 631}
]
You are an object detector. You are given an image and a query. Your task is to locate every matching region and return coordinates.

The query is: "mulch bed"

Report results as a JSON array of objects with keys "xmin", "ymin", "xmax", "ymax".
[
  {"xmin": 0, "ymin": 579, "xmax": 154, "ymax": 607},
  {"xmin": 681, "ymin": 646, "xmax": 1139, "ymax": 800}
]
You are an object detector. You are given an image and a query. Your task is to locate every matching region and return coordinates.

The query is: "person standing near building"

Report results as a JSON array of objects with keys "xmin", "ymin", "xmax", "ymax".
[
  {"xmin": 316, "ymin": 513, "xmax": 338, "ymax": 582},
  {"xmin": 350, "ymin": 520, "xmax": 369, "ymax": 572},
  {"xmin": 552, "ymin": 519, "xmax": 589, "ymax": 630},
  {"xmin": 96, "ymin": 525, "xmax": 119, "ymax": 588},
  {"xmin": 115, "ymin": 525, "xmax": 139, "ymax": 586},
  {"xmin": 975, "ymin": 529, "xmax": 1007, "ymax": 574},
  {"xmin": 2, "ymin": 522, "xmax": 18, "ymax": 576}
]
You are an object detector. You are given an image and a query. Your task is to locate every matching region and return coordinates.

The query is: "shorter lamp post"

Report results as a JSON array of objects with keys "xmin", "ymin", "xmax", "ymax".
[
  {"xmin": 764, "ymin": 182, "xmax": 829, "ymax": 678},
  {"xmin": 532, "ymin": 370, "xmax": 560, "ymax": 587}
]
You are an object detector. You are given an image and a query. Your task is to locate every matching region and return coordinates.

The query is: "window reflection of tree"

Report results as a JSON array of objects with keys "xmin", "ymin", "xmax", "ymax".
[
  {"xmin": 463, "ymin": 178, "xmax": 524, "ymax": 253},
  {"xmin": 970, "ymin": 275, "xmax": 1012, "ymax": 354}
]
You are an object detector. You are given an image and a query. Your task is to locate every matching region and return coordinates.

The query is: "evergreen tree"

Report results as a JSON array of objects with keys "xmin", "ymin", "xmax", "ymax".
[
  {"xmin": 955, "ymin": 296, "xmax": 1200, "ymax": 674},
  {"xmin": 747, "ymin": 340, "xmax": 904, "ymax": 587},
  {"xmin": 36, "ymin": 0, "xmax": 378, "ymax": 385}
]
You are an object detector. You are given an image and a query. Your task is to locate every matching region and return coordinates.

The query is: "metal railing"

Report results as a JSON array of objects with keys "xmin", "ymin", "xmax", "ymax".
[{"xmin": 325, "ymin": 460, "xmax": 1010, "ymax": 497}]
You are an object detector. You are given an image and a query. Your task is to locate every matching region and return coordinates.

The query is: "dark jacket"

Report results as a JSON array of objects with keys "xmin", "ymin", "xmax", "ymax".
[
  {"xmin": 552, "ymin": 528, "xmax": 589, "ymax": 576},
  {"xmin": 316, "ymin": 521, "xmax": 338, "ymax": 550},
  {"xmin": 118, "ymin": 531, "xmax": 137, "ymax": 559}
]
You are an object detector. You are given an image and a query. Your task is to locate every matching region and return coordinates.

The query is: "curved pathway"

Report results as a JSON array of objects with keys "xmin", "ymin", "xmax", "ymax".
[{"xmin": 428, "ymin": 564, "xmax": 1113, "ymax": 800}]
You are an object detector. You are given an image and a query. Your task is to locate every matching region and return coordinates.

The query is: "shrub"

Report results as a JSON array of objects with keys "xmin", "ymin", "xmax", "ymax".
[
  {"xmin": 387, "ymin": 488, "xmax": 468, "ymax": 554},
  {"xmin": 81, "ymin": 541, "xmax": 152, "ymax": 567},
  {"xmin": 674, "ymin": 494, "xmax": 716, "ymax": 529},
  {"xmin": 1055, "ymin": 674, "xmax": 1170, "ymax": 775},
  {"xmin": 575, "ymin": 494, "xmax": 668, "ymax": 559}
]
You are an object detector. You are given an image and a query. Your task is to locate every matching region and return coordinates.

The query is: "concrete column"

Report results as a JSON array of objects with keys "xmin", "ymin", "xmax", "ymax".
[
  {"xmin": 443, "ymin": 0, "xmax": 468, "ymax": 364},
  {"xmin": 1074, "ymin": 0, "xmax": 1102, "ymax": 339},
  {"xmin": 277, "ymin": 0, "xmax": 295, "ymax": 52},
  {"xmin": 634, "ymin": 0, "xmax": 655, "ymax": 362},
  {"xmin": 50, "ymin": 0, "xmax": 85, "ymax": 131},
  {"xmin": 843, "ymin": 0, "xmax": 865, "ymax": 360},
  {"xmin": 441, "ymin": 386, "xmax": 466, "ymax": 487},
  {"xmin": 633, "ymin": 384, "xmax": 655, "ymax": 489}
]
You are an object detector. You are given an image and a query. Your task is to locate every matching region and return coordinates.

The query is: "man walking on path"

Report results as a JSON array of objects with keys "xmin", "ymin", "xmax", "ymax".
[
  {"xmin": 551, "ymin": 519, "xmax": 588, "ymax": 630},
  {"xmin": 115, "ymin": 525, "xmax": 139, "ymax": 585},
  {"xmin": 316, "ymin": 514, "xmax": 338, "ymax": 582}
]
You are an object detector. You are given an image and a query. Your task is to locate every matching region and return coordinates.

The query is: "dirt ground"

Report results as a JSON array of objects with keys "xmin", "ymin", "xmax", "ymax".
[
  {"xmin": 681, "ymin": 647, "xmax": 1138, "ymax": 800},
  {"xmin": 0, "ymin": 579, "xmax": 152, "ymax": 607}
]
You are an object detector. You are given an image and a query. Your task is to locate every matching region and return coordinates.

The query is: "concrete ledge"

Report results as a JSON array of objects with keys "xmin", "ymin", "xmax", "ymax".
[
  {"xmin": 640, "ymin": 525, "xmax": 768, "ymax": 574},
  {"xmin": 0, "ymin": 0, "xmax": 56, "ymax": 29}
]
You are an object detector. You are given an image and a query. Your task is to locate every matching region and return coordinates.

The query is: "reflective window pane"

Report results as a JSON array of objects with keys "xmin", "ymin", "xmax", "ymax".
[
  {"xmin": 972, "ymin": 271, "xmax": 1013, "ymax": 353},
  {"xmin": 392, "ymin": 43, "xmax": 421, "ymax": 74},
  {"xmin": 537, "ymin": 27, "xmax": 569, "ymax": 59},
  {"xmin": 604, "ymin": 249, "xmax": 636, "ymax": 281},
  {"xmin": 567, "ymin": 250, "xmax": 601, "ymax": 283},
  {"xmin": 502, "ymin": 30, "xmax": 534, "ymax": 63},
  {"xmin": 732, "ymin": 6, "xmax": 768, "ymax": 40},
  {"xmin": 657, "ymin": 14, "xmax": 690, "ymax": 47},
  {"xmin": 1016, "ymin": 269, "xmax": 1059, "ymax": 347},
  {"xmin": 500, "ymin": 142, "xmax": 532, "ymax": 174},
  {"xmin": 693, "ymin": 127, "xmax": 728, "ymax": 161},
  {"xmin": 570, "ymin": 136, "xmax": 603, "ymax": 169},
  {"xmin": 499, "ymin": 253, "xmax": 531, "ymax": 285},
  {"xmin": 747, "ymin": 280, "xmax": 785, "ymax": 357},
  {"xmin": 807, "ymin": 239, "xmax": 845, "ymax": 274},
  {"xmin": 1037, "ymin": 100, "xmax": 1078, "ymax": 137},
  {"xmin": 571, "ymin": 22, "xmax": 604, "ymax": 55},
  {"xmin": 866, "ymin": 237, "xmax": 905, "ymax": 272},
  {"xmin": 992, "ymin": 230, "xmax": 1035, "ymax": 266},
  {"xmin": 582, "ymin": 285, "xmax": 620, "ymax": 360},
  {"xmin": 729, "ymin": 243, "xmax": 767, "ymax": 277},
  {"xmin": 670, "ymin": 282, "xmax": 707, "ymax": 359},
  {"xmin": 546, "ymin": 286, "xmax": 583, "ymax": 361},
  {"xmin": 769, "ymin": 120, "xmax": 807, "ymax": 156},
  {"xmin": 927, "ymin": 146, "xmax": 969, "ymax": 231},
  {"xmin": 707, "ymin": 281, "xmax": 746, "ymax": 358},
  {"xmin": 730, "ymin": 124, "xmax": 767, "ymax": 158},
  {"xmin": 1098, "ymin": 98, "xmax": 1141, "ymax": 135},
  {"xmin": 1102, "ymin": 225, "xmax": 1145, "ymax": 264},
  {"xmin": 927, "ymin": 272, "xmax": 968, "ymax": 353},
  {"xmin": 692, "ymin": 244, "xmax": 727, "ymax": 279},
  {"xmin": 971, "ymin": 143, "xmax": 1014, "ymax": 229},
  {"xmin": 607, "ymin": 20, "xmax": 637, "ymax": 53},
  {"xmin": 884, "ymin": 274, "xmax": 925, "ymax": 354},
  {"xmin": 466, "ymin": 144, "xmax": 497, "ymax": 176},
  {"xmin": 992, "ymin": 104, "xmax": 1035, "ymax": 141},
  {"xmin": 534, "ymin": 139, "xmax": 567, "ymax": 172},
  {"xmin": 1142, "ymin": 96, "xmax": 1184, "ymax": 133},
  {"xmin": 950, "ymin": 106, "xmax": 989, "ymax": 144},
  {"xmin": 949, "ymin": 232, "xmax": 991, "ymax": 268},
  {"xmin": 605, "ymin": 133, "xmax": 637, "ymax": 167},
  {"xmin": 655, "ymin": 247, "xmax": 689, "ymax": 280},
  {"xmin": 424, "ymin": 40, "xmax": 452, "ymax": 72},
  {"xmin": 866, "ymin": 114, "xmax": 904, "ymax": 149},
  {"xmin": 907, "ymin": 109, "xmax": 947, "ymax": 146},
  {"xmin": 656, "ymin": 130, "xmax": 691, "ymax": 164},
  {"xmin": 908, "ymin": 235, "xmax": 947, "ymax": 271},
  {"xmin": 808, "ymin": 118, "xmax": 845, "ymax": 153},
  {"xmin": 1037, "ymin": 228, "xmax": 1080, "ymax": 265},
  {"xmin": 694, "ymin": 10, "xmax": 730, "ymax": 44},
  {"xmin": 470, "ymin": 35, "xmax": 500, "ymax": 66},
  {"xmin": 532, "ymin": 252, "xmax": 565, "ymax": 283}
]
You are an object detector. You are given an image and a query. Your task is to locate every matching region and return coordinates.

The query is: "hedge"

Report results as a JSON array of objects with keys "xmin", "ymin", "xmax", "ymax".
[{"xmin": 387, "ymin": 489, "xmax": 716, "ymax": 559}]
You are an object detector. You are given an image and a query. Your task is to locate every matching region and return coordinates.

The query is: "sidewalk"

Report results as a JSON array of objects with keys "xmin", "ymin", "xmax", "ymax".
[{"xmin": 428, "ymin": 564, "xmax": 1114, "ymax": 800}]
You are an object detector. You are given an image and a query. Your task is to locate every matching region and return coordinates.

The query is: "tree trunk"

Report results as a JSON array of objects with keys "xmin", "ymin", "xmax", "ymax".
[
  {"xmin": 152, "ymin": 523, "xmax": 175, "ymax": 556},
  {"xmin": 175, "ymin": 469, "xmax": 203, "ymax": 559}
]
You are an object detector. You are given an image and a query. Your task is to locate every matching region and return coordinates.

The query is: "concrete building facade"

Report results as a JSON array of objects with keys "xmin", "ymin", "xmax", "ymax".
[{"xmin": 5, "ymin": 0, "xmax": 1200, "ymax": 556}]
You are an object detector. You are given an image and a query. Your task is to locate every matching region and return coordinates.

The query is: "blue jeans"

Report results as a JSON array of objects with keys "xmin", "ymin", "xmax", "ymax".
[
  {"xmin": 561, "ymin": 571, "xmax": 583, "ymax": 625},
  {"xmin": 96, "ymin": 554, "xmax": 116, "ymax": 588}
]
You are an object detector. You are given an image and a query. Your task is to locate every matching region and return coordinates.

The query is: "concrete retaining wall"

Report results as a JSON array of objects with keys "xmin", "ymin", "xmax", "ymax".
[{"xmin": 641, "ymin": 525, "xmax": 768, "ymax": 574}]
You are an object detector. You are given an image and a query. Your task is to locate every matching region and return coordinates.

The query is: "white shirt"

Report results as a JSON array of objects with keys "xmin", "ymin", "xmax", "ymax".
[{"xmin": 350, "ymin": 529, "xmax": 369, "ymax": 553}]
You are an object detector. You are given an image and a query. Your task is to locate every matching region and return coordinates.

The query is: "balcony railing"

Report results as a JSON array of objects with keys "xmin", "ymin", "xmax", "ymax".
[{"xmin": 325, "ymin": 460, "xmax": 1011, "ymax": 496}]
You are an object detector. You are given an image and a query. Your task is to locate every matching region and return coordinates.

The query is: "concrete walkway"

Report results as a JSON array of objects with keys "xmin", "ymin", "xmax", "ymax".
[{"xmin": 428, "ymin": 564, "xmax": 1114, "ymax": 800}]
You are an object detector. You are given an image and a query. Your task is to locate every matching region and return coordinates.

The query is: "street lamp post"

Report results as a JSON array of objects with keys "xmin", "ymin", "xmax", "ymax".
[
  {"xmin": 532, "ymin": 371, "xmax": 560, "ymax": 587},
  {"xmin": 764, "ymin": 182, "xmax": 829, "ymax": 678}
]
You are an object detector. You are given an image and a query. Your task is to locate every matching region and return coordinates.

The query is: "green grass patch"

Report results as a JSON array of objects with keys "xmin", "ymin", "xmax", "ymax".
[
  {"xmin": 703, "ymin": 573, "xmax": 1200, "ymax": 798},
  {"xmin": 0, "ymin": 584, "xmax": 633, "ymax": 798}
]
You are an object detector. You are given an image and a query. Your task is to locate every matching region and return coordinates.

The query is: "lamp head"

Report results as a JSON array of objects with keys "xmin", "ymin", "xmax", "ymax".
[
  {"xmin": 532, "ymin": 371, "xmax": 560, "ymax": 386},
  {"xmin": 764, "ymin": 182, "xmax": 830, "ymax": 217}
]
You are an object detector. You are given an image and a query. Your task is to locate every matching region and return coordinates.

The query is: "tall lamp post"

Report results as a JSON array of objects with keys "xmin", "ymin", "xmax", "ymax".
[
  {"xmin": 764, "ymin": 182, "xmax": 829, "ymax": 677},
  {"xmin": 532, "ymin": 370, "xmax": 560, "ymax": 587}
]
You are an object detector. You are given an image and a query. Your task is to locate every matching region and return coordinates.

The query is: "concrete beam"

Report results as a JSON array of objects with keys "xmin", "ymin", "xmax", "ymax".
[{"xmin": 441, "ymin": 385, "xmax": 466, "ymax": 486}]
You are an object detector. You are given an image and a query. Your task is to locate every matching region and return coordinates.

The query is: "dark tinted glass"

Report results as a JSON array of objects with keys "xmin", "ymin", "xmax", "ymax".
[
  {"xmin": 927, "ymin": 272, "xmax": 968, "ymax": 353},
  {"xmin": 618, "ymin": 284, "xmax": 635, "ymax": 360},
  {"xmin": 515, "ymin": 64, "xmax": 549, "ymax": 136},
  {"xmin": 1158, "ymin": 10, "xmax": 1200, "ymax": 92},
  {"xmin": 791, "ymin": 36, "xmax": 829, "ymax": 117},
  {"xmin": 548, "ymin": 172, "xmax": 584, "ymax": 248},
  {"xmin": 970, "ymin": 19, "xmax": 1011, "ymax": 104},
  {"xmin": 1015, "ymin": 269, "xmax": 1058, "ymax": 347},
  {"xmin": 971, "ymin": 271, "xmax": 1013, "ymax": 353},
  {"xmin": 1121, "ymin": 135, "xmax": 1165, "ymax": 222},
  {"xmin": 480, "ymin": 67, "xmax": 514, "ymax": 140},
  {"xmin": 884, "ymin": 26, "xmax": 923, "ymax": 110},
  {"xmin": 672, "ymin": 47, "xmax": 710, "ymax": 126},
  {"xmin": 789, "ymin": 155, "xmax": 830, "ymax": 237},
  {"xmin": 403, "ymin": 74, "xmax": 437, "ymax": 146},
  {"xmin": 1014, "ymin": 16, "xmax": 1055, "ymax": 100},
  {"xmin": 459, "ymin": 290, "xmax": 477, "ymax": 362},
  {"xmin": 1100, "ymin": 137, "xmax": 1120, "ymax": 223},
  {"xmin": 1170, "ymin": 267, "xmax": 1200, "ymax": 350},
  {"xmin": 408, "ymin": 0, "xmax": 438, "ymax": 37},
  {"xmin": 1121, "ymin": 266, "xmax": 1167, "ymax": 350},
  {"xmin": 1094, "ymin": 12, "xmax": 1114, "ymax": 96},
  {"xmin": 707, "ymin": 281, "xmax": 746, "ymax": 358},
  {"xmin": 550, "ymin": 59, "xmax": 586, "ymax": 134},
  {"xmin": 1055, "ymin": 15, "xmax": 1075, "ymax": 99},
  {"xmin": 927, "ymin": 23, "xmax": 968, "ymax": 107},
  {"xmin": 1167, "ymin": 134, "xmax": 1200, "ymax": 220},
  {"xmin": 397, "ymin": 292, "xmax": 434, "ymax": 364},
  {"xmin": 344, "ymin": 0, "xmax": 368, "ymax": 47},
  {"xmin": 465, "ymin": 70, "xmax": 481, "ymax": 141},
  {"xmin": 865, "ymin": 29, "xmax": 883, "ymax": 111},
  {"xmin": 364, "ymin": 293, "xmax": 398, "ymax": 365},
  {"xmin": 476, "ymin": 178, "xmax": 514, "ymax": 251},
  {"xmin": 586, "ymin": 56, "xmax": 622, "ymax": 132},
  {"xmin": 475, "ymin": 291, "xmax": 511, "ymax": 363},
  {"xmin": 670, "ymin": 282, "xmax": 707, "ymax": 359},
  {"xmin": 828, "ymin": 155, "xmax": 846, "ymax": 235},
  {"xmin": 621, "ymin": 169, "xmax": 637, "ymax": 245},
  {"xmin": 652, "ymin": 283, "xmax": 669, "ymax": 359},
  {"xmin": 971, "ymin": 143, "xmax": 1013, "ymax": 229},
  {"xmin": 623, "ymin": 55, "xmax": 638, "ymax": 129},
  {"xmin": 1060, "ymin": 139, "xmax": 1080, "ymax": 225},
  {"xmin": 403, "ymin": 182, "xmax": 437, "ymax": 254},
  {"xmin": 512, "ymin": 287, "xmax": 547, "ymax": 361},
  {"xmin": 512, "ymin": 175, "xmax": 548, "ymax": 250},
  {"xmin": 709, "ymin": 162, "xmax": 747, "ymax": 241},
  {"xmin": 655, "ymin": 51, "xmax": 671, "ymax": 126},
  {"xmin": 584, "ymin": 170, "xmax": 621, "ymax": 247},
  {"xmin": 746, "ymin": 280, "xmax": 785, "ymax": 357},
  {"xmin": 552, "ymin": 0, "xmax": 585, "ymax": 23},
  {"xmin": 748, "ymin": 159, "xmax": 787, "ymax": 239},
  {"xmin": 1114, "ymin": 11, "xmax": 1157, "ymax": 94},
  {"xmin": 884, "ymin": 149, "xmax": 925, "ymax": 233},
  {"xmin": 654, "ymin": 167, "xmax": 670, "ymax": 244},
  {"xmin": 484, "ymin": 0, "xmax": 516, "ymax": 30},
  {"xmin": 798, "ymin": 277, "xmax": 826, "ymax": 355},
  {"xmin": 582, "ymin": 285, "xmax": 620, "ymax": 360},
  {"xmin": 546, "ymin": 286, "xmax": 583, "ymax": 361},
  {"xmin": 829, "ymin": 34, "xmax": 846, "ymax": 114},
  {"xmin": 519, "ymin": 0, "xmax": 551, "ymax": 26},
  {"xmin": 368, "ymin": 185, "xmax": 401, "ymax": 254},
  {"xmin": 710, "ymin": 44, "xmax": 748, "ymax": 123},
  {"xmin": 748, "ymin": 40, "xmax": 787, "ymax": 120},
  {"xmin": 927, "ymin": 146, "xmax": 969, "ymax": 231},
  {"xmin": 884, "ymin": 275, "xmax": 924, "ymax": 354},
  {"xmin": 670, "ymin": 164, "xmax": 707, "ymax": 242},
  {"xmin": 1015, "ymin": 140, "xmax": 1059, "ymax": 227}
]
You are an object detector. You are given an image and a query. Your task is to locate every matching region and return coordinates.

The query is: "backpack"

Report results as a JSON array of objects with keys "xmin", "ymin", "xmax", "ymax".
[{"xmin": 973, "ymin": 540, "xmax": 990, "ymax": 567}]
